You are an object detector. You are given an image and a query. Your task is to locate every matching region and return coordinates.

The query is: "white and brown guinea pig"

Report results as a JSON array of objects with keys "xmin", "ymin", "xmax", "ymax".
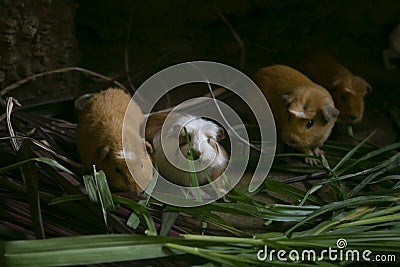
[
  {"xmin": 297, "ymin": 52, "xmax": 372, "ymax": 124},
  {"xmin": 253, "ymin": 65, "xmax": 339, "ymax": 166},
  {"xmin": 76, "ymin": 88, "xmax": 153, "ymax": 193},
  {"xmin": 145, "ymin": 112, "xmax": 228, "ymax": 187}
]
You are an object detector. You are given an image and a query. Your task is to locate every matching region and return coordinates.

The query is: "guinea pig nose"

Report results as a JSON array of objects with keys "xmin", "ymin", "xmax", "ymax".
[
  {"xmin": 349, "ymin": 114, "xmax": 358, "ymax": 121},
  {"xmin": 193, "ymin": 150, "xmax": 201, "ymax": 159},
  {"xmin": 287, "ymin": 137, "xmax": 296, "ymax": 145}
]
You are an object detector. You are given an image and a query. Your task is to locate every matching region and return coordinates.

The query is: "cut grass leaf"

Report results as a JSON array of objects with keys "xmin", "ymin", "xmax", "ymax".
[
  {"xmin": 17, "ymin": 139, "xmax": 45, "ymax": 239},
  {"xmin": 183, "ymin": 127, "xmax": 202, "ymax": 202},
  {"xmin": 126, "ymin": 213, "xmax": 140, "ymax": 229},
  {"xmin": 83, "ymin": 174, "xmax": 99, "ymax": 203},
  {"xmin": 286, "ymin": 194, "xmax": 400, "ymax": 237},
  {"xmin": 49, "ymin": 194, "xmax": 89, "ymax": 206},
  {"xmin": 2, "ymin": 234, "xmax": 185, "ymax": 267},
  {"xmin": 335, "ymin": 213, "xmax": 400, "ymax": 229},
  {"xmin": 349, "ymin": 152, "xmax": 400, "ymax": 196},
  {"xmin": 160, "ymin": 210, "xmax": 179, "ymax": 236},
  {"xmin": 112, "ymin": 195, "xmax": 157, "ymax": 236},
  {"xmin": 0, "ymin": 157, "xmax": 74, "ymax": 176},
  {"xmin": 93, "ymin": 169, "xmax": 116, "ymax": 212},
  {"xmin": 264, "ymin": 180, "xmax": 326, "ymax": 205},
  {"xmin": 82, "ymin": 167, "xmax": 116, "ymax": 230},
  {"xmin": 336, "ymin": 142, "xmax": 400, "ymax": 176},
  {"xmin": 331, "ymin": 131, "xmax": 375, "ymax": 174},
  {"xmin": 165, "ymin": 243, "xmax": 257, "ymax": 267}
]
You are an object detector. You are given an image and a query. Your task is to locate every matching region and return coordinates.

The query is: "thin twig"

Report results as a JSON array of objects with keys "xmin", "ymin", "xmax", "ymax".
[
  {"xmin": 0, "ymin": 136, "xmax": 82, "ymax": 169},
  {"xmin": 213, "ymin": 2, "xmax": 245, "ymax": 69},
  {"xmin": 124, "ymin": 2, "xmax": 136, "ymax": 95},
  {"xmin": 199, "ymin": 3, "xmax": 246, "ymax": 100},
  {"xmin": 6, "ymin": 97, "xmax": 21, "ymax": 152},
  {"xmin": 0, "ymin": 67, "xmax": 127, "ymax": 97}
]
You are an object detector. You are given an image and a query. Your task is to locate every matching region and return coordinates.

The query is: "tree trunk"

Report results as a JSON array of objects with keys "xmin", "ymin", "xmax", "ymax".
[{"xmin": 0, "ymin": 0, "xmax": 80, "ymax": 106}]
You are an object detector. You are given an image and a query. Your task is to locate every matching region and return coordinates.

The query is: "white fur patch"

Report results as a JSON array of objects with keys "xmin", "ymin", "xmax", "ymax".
[
  {"xmin": 289, "ymin": 109, "xmax": 307, "ymax": 118},
  {"xmin": 117, "ymin": 149, "xmax": 136, "ymax": 160},
  {"xmin": 344, "ymin": 87, "xmax": 356, "ymax": 94}
]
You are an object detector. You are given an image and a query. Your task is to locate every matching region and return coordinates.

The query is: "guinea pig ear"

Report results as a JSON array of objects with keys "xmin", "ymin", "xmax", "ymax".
[
  {"xmin": 354, "ymin": 76, "xmax": 372, "ymax": 94},
  {"xmin": 362, "ymin": 79, "xmax": 372, "ymax": 93},
  {"xmin": 288, "ymin": 108, "xmax": 307, "ymax": 119},
  {"xmin": 217, "ymin": 127, "xmax": 226, "ymax": 141},
  {"xmin": 331, "ymin": 79, "xmax": 345, "ymax": 92},
  {"xmin": 281, "ymin": 94, "xmax": 293, "ymax": 105},
  {"xmin": 366, "ymin": 83, "xmax": 372, "ymax": 93},
  {"xmin": 96, "ymin": 145, "xmax": 110, "ymax": 160},
  {"xmin": 144, "ymin": 140, "xmax": 153, "ymax": 155},
  {"xmin": 322, "ymin": 105, "xmax": 340, "ymax": 122}
]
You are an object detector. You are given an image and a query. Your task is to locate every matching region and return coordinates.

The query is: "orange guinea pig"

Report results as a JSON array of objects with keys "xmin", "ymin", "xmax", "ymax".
[
  {"xmin": 298, "ymin": 52, "xmax": 371, "ymax": 125},
  {"xmin": 76, "ymin": 88, "xmax": 153, "ymax": 193},
  {"xmin": 254, "ymin": 65, "xmax": 339, "ymax": 166}
]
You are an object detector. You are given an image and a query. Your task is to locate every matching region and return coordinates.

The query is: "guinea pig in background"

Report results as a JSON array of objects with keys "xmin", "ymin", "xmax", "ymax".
[
  {"xmin": 145, "ymin": 111, "xmax": 228, "ymax": 187},
  {"xmin": 76, "ymin": 88, "xmax": 153, "ymax": 193},
  {"xmin": 297, "ymin": 52, "xmax": 372, "ymax": 125},
  {"xmin": 253, "ymin": 65, "xmax": 339, "ymax": 166},
  {"xmin": 383, "ymin": 22, "xmax": 400, "ymax": 70}
]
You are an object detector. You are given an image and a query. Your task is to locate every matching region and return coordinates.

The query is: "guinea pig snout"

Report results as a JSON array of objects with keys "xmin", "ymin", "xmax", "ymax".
[
  {"xmin": 349, "ymin": 114, "xmax": 360, "ymax": 122},
  {"xmin": 283, "ymin": 133, "xmax": 307, "ymax": 149},
  {"xmin": 192, "ymin": 149, "xmax": 201, "ymax": 158},
  {"xmin": 284, "ymin": 135, "xmax": 298, "ymax": 146}
]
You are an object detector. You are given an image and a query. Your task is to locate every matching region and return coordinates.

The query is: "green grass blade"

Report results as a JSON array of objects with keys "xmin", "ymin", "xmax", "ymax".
[
  {"xmin": 17, "ymin": 139, "xmax": 45, "ymax": 239},
  {"xmin": 332, "ymin": 131, "xmax": 375, "ymax": 174},
  {"xmin": 165, "ymin": 243, "xmax": 255, "ymax": 267},
  {"xmin": 337, "ymin": 143, "xmax": 400, "ymax": 176},
  {"xmin": 3, "ymin": 235, "xmax": 184, "ymax": 266},
  {"xmin": 160, "ymin": 211, "xmax": 179, "ymax": 236},
  {"xmin": 112, "ymin": 195, "xmax": 157, "ymax": 236},
  {"xmin": 83, "ymin": 174, "xmax": 98, "ymax": 203},
  {"xmin": 286, "ymin": 194, "xmax": 400, "ymax": 237},
  {"xmin": 49, "ymin": 194, "xmax": 89, "ymax": 205},
  {"xmin": 126, "ymin": 213, "xmax": 140, "ymax": 229},
  {"xmin": 349, "ymin": 152, "xmax": 400, "ymax": 196},
  {"xmin": 264, "ymin": 180, "xmax": 326, "ymax": 205},
  {"xmin": 0, "ymin": 157, "xmax": 74, "ymax": 175},
  {"xmin": 94, "ymin": 170, "xmax": 116, "ymax": 212}
]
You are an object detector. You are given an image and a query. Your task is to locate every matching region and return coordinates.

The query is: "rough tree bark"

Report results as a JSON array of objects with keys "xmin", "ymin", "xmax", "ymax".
[{"xmin": 0, "ymin": 0, "xmax": 80, "ymax": 106}]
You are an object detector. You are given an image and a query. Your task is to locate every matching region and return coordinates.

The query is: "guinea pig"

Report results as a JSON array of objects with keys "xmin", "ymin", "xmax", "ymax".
[
  {"xmin": 75, "ymin": 88, "xmax": 153, "ymax": 193},
  {"xmin": 145, "ymin": 111, "xmax": 228, "ymax": 187},
  {"xmin": 383, "ymin": 22, "xmax": 400, "ymax": 70},
  {"xmin": 297, "ymin": 52, "xmax": 372, "ymax": 124},
  {"xmin": 253, "ymin": 64, "xmax": 339, "ymax": 166}
]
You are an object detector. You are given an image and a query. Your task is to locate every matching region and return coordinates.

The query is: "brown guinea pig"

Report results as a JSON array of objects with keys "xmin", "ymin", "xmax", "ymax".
[
  {"xmin": 145, "ymin": 111, "xmax": 228, "ymax": 187},
  {"xmin": 297, "ymin": 52, "xmax": 372, "ymax": 125},
  {"xmin": 76, "ymin": 88, "xmax": 153, "ymax": 193},
  {"xmin": 383, "ymin": 22, "xmax": 400, "ymax": 70},
  {"xmin": 253, "ymin": 65, "xmax": 339, "ymax": 166}
]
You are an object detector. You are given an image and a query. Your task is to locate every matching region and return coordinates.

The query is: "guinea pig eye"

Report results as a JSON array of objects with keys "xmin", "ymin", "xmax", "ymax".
[
  {"xmin": 115, "ymin": 167, "xmax": 123, "ymax": 175},
  {"xmin": 305, "ymin": 119, "xmax": 314, "ymax": 129},
  {"xmin": 340, "ymin": 94, "xmax": 346, "ymax": 102}
]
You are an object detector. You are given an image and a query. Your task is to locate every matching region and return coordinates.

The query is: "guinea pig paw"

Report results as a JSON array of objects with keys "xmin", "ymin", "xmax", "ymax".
[
  {"xmin": 304, "ymin": 157, "xmax": 321, "ymax": 166},
  {"xmin": 313, "ymin": 148, "xmax": 325, "ymax": 158}
]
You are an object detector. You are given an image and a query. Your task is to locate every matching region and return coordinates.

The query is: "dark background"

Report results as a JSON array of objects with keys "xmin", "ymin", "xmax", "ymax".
[{"xmin": 1, "ymin": 0, "xmax": 399, "ymax": 142}]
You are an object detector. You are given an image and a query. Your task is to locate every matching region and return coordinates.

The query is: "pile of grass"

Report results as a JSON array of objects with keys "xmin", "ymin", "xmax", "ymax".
[{"xmin": 0, "ymin": 99, "xmax": 399, "ymax": 267}]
